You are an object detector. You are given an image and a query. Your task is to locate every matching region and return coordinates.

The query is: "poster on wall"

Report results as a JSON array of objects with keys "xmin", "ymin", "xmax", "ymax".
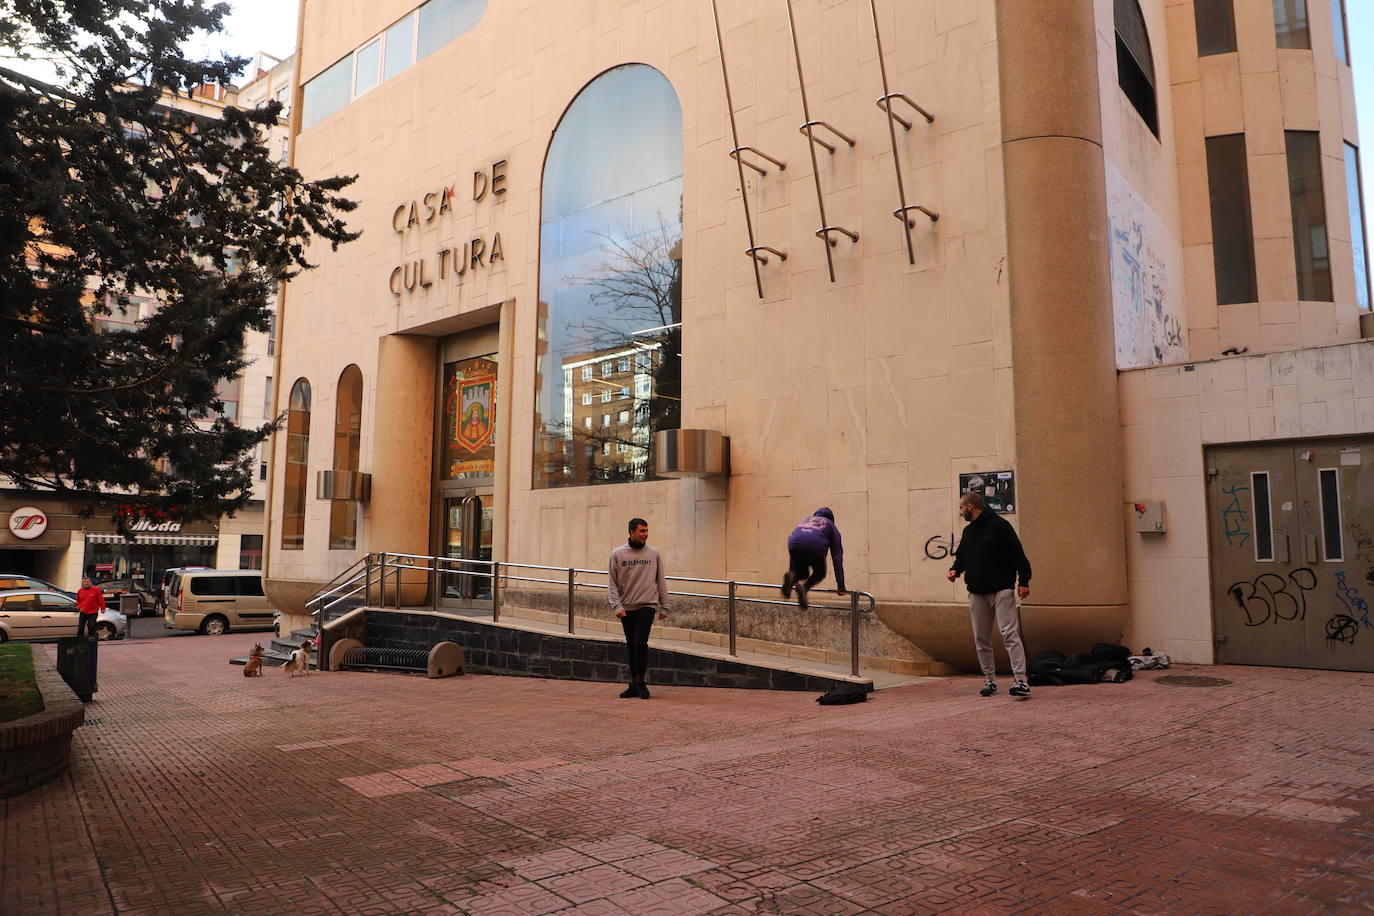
[
  {"xmin": 442, "ymin": 357, "xmax": 497, "ymax": 477},
  {"xmin": 959, "ymin": 470, "xmax": 1016, "ymax": 514},
  {"xmin": 1106, "ymin": 160, "xmax": 1188, "ymax": 370}
]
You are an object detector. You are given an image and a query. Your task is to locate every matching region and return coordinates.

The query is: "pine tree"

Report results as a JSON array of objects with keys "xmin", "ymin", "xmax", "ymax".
[{"xmin": 0, "ymin": 0, "xmax": 358, "ymax": 526}]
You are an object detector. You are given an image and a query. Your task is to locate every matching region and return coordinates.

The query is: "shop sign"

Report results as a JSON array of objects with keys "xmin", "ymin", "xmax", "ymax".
[
  {"xmin": 8, "ymin": 507, "xmax": 48, "ymax": 539},
  {"xmin": 117, "ymin": 505, "xmax": 184, "ymax": 533},
  {"xmin": 388, "ymin": 160, "xmax": 508, "ymax": 297}
]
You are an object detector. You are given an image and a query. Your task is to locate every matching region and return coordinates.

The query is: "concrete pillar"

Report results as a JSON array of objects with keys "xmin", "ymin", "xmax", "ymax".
[
  {"xmin": 367, "ymin": 334, "xmax": 437, "ymax": 563},
  {"xmin": 997, "ymin": 0, "xmax": 1128, "ymax": 611}
]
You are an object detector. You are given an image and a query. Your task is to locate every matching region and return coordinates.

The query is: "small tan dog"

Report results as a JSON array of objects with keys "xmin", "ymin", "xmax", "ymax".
[
  {"xmin": 283, "ymin": 637, "xmax": 314, "ymax": 677},
  {"xmin": 243, "ymin": 644, "xmax": 265, "ymax": 677}
]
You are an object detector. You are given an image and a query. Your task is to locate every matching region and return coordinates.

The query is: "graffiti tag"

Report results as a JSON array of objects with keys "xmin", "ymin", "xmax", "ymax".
[
  {"xmin": 1227, "ymin": 568, "xmax": 1317, "ymax": 627},
  {"xmin": 1334, "ymin": 570, "xmax": 1372, "ymax": 632},
  {"xmin": 1220, "ymin": 484, "xmax": 1250, "ymax": 548},
  {"xmin": 923, "ymin": 534, "xmax": 955, "ymax": 561},
  {"xmin": 1325, "ymin": 615, "xmax": 1359, "ymax": 645}
]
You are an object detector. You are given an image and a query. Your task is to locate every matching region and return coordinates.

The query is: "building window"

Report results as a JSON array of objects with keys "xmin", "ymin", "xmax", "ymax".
[
  {"xmin": 300, "ymin": 56, "xmax": 351, "ymax": 130},
  {"xmin": 418, "ymin": 0, "xmax": 487, "ymax": 60},
  {"xmin": 267, "ymin": 308, "xmax": 278, "ymax": 356},
  {"xmin": 239, "ymin": 534, "xmax": 264, "ymax": 570},
  {"xmin": 1345, "ymin": 143, "xmax": 1370, "ymax": 310},
  {"xmin": 1194, "ymin": 0, "xmax": 1237, "ymax": 56},
  {"xmin": 602, "ymin": 414, "xmax": 611, "ymax": 427},
  {"xmin": 581, "ymin": 392, "xmax": 592, "ymax": 406},
  {"xmin": 1273, "ymin": 0, "xmax": 1310, "ymax": 49},
  {"xmin": 617, "ymin": 358, "xmax": 629, "ymax": 373},
  {"xmin": 264, "ymin": 375, "xmax": 274, "ymax": 420},
  {"xmin": 583, "ymin": 416, "xmax": 592, "ymax": 429},
  {"xmin": 282, "ymin": 379, "xmax": 311, "ymax": 550},
  {"xmin": 1115, "ymin": 0, "xmax": 1159, "ymax": 137},
  {"xmin": 259, "ymin": 443, "xmax": 268, "ymax": 481},
  {"xmin": 535, "ymin": 64, "xmax": 683, "ymax": 489},
  {"xmin": 1286, "ymin": 131, "xmax": 1333, "ymax": 301},
  {"xmin": 618, "ymin": 410, "xmax": 629, "ymax": 423},
  {"xmin": 601, "ymin": 362, "xmax": 613, "ymax": 376},
  {"xmin": 329, "ymin": 365, "xmax": 363, "ymax": 550},
  {"xmin": 581, "ymin": 366, "xmax": 592, "ymax": 380},
  {"xmin": 383, "ymin": 14, "xmax": 415, "ymax": 81},
  {"xmin": 353, "ymin": 39, "xmax": 381, "ymax": 96},
  {"xmin": 217, "ymin": 376, "xmax": 241, "ymax": 423},
  {"xmin": 1333, "ymin": 0, "xmax": 1350, "ymax": 64},
  {"xmin": 1205, "ymin": 134, "xmax": 1258, "ymax": 304}
]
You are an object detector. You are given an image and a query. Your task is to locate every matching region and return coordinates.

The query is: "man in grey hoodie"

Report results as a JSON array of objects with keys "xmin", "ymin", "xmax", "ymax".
[{"xmin": 608, "ymin": 517, "xmax": 670, "ymax": 698}]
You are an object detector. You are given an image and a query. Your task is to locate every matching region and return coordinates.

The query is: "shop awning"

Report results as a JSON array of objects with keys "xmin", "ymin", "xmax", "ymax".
[{"xmin": 84, "ymin": 533, "xmax": 219, "ymax": 547}]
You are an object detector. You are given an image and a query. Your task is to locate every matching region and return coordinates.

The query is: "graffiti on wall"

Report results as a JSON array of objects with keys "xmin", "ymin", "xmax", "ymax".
[{"xmin": 1106, "ymin": 161, "xmax": 1188, "ymax": 370}]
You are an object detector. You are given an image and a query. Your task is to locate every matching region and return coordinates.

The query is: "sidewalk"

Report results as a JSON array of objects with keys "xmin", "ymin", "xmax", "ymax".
[{"xmin": 2, "ymin": 631, "xmax": 1371, "ymax": 914}]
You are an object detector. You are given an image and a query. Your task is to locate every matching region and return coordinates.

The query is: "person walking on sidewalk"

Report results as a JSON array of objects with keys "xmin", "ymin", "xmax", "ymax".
[
  {"xmin": 781, "ymin": 508, "xmax": 847, "ymax": 609},
  {"xmin": 608, "ymin": 517, "xmax": 669, "ymax": 699},
  {"xmin": 946, "ymin": 491, "xmax": 1033, "ymax": 698},
  {"xmin": 75, "ymin": 575, "xmax": 106, "ymax": 639}
]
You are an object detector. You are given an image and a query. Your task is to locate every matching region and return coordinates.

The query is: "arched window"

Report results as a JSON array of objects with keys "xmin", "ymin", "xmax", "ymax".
[
  {"xmin": 533, "ymin": 64, "xmax": 684, "ymax": 488},
  {"xmin": 329, "ymin": 366, "xmax": 363, "ymax": 550},
  {"xmin": 281, "ymin": 378, "xmax": 311, "ymax": 550},
  {"xmin": 1115, "ymin": 0, "xmax": 1158, "ymax": 137}
]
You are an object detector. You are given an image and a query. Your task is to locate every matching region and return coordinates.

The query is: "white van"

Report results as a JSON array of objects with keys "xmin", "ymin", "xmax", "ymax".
[{"xmin": 164, "ymin": 569, "xmax": 274, "ymax": 635}]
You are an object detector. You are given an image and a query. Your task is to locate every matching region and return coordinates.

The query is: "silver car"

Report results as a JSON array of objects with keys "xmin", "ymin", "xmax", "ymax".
[{"xmin": 0, "ymin": 589, "xmax": 128, "ymax": 641}]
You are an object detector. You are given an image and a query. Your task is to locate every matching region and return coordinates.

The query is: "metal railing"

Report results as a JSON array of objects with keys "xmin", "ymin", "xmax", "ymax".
[{"xmin": 305, "ymin": 552, "xmax": 877, "ymax": 677}]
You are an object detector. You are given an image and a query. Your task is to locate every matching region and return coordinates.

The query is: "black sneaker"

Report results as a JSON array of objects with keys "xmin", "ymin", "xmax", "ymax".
[
  {"xmin": 781, "ymin": 571, "xmax": 795, "ymax": 599},
  {"xmin": 1009, "ymin": 682, "xmax": 1031, "ymax": 698},
  {"xmin": 619, "ymin": 685, "xmax": 638, "ymax": 698},
  {"xmin": 979, "ymin": 680, "xmax": 997, "ymax": 697},
  {"xmin": 636, "ymin": 683, "xmax": 651, "ymax": 699},
  {"xmin": 796, "ymin": 583, "xmax": 808, "ymax": 609}
]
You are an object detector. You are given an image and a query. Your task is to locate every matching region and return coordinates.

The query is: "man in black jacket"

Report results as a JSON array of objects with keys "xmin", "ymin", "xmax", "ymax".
[{"xmin": 946, "ymin": 491, "xmax": 1033, "ymax": 698}]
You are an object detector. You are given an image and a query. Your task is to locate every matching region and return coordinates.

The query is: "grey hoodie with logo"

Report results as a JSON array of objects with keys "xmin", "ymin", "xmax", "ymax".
[{"xmin": 608, "ymin": 543, "xmax": 670, "ymax": 614}]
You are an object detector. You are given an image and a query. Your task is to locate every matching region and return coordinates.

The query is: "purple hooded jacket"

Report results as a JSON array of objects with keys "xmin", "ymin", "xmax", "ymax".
[{"xmin": 787, "ymin": 508, "xmax": 845, "ymax": 590}]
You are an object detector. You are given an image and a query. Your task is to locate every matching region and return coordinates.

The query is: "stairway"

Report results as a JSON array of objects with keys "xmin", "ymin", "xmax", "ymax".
[{"xmin": 229, "ymin": 625, "xmax": 319, "ymax": 669}]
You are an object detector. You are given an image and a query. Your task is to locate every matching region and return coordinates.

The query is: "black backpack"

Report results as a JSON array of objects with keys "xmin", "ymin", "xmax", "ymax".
[{"xmin": 816, "ymin": 683, "xmax": 869, "ymax": 705}]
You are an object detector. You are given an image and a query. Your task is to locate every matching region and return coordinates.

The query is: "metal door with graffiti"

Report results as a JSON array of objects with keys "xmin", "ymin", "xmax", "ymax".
[{"xmin": 1207, "ymin": 438, "xmax": 1374, "ymax": 672}]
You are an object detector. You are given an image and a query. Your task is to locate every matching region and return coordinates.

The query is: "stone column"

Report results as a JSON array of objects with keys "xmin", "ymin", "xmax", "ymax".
[
  {"xmin": 997, "ymin": 1, "xmax": 1128, "ymax": 614},
  {"xmin": 367, "ymin": 334, "xmax": 437, "ymax": 604}
]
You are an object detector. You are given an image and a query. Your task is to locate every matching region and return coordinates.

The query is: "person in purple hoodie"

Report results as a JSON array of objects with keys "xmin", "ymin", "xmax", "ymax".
[{"xmin": 781, "ymin": 508, "xmax": 846, "ymax": 609}]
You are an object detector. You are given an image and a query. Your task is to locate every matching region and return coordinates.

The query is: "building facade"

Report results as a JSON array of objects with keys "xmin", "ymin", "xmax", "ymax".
[
  {"xmin": 267, "ymin": 0, "xmax": 1374, "ymax": 672},
  {"xmin": 0, "ymin": 57, "xmax": 294, "ymax": 591}
]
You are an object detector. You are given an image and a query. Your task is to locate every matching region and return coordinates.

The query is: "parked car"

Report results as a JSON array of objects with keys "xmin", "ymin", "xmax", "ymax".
[
  {"xmin": 158, "ymin": 566, "xmax": 208, "ymax": 612},
  {"xmin": 0, "ymin": 574, "xmax": 74, "ymax": 599},
  {"xmin": 0, "ymin": 589, "xmax": 127, "ymax": 641},
  {"xmin": 93, "ymin": 579, "xmax": 158, "ymax": 616},
  {"xmin": 164, "ymin": 569, "xmax": 273, "ymax": 635}
]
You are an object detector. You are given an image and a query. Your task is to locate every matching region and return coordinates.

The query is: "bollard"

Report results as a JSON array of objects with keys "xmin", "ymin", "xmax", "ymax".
[
  {"xmin": 727, "ymin": 581, "xmax": 738, "ymax": 657},
  {"xmin": 566, "ymin": 568, "xmax": 576, "ymax": 634},
  {"xmin": 491, "ymin": 561, "xmax": 501, "ymax": 622},
  {"xmin": 850, "ymin": 590, "xmax": 860, "ymax": 677}
]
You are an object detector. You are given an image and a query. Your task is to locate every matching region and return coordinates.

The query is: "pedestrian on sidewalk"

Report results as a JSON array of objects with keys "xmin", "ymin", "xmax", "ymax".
[
  {"xmin": 946, "ymin": 491, "xmax": 1033, "ymax": 698},
  {"xmin": 75, "ymin": 575, "xmax": 106, "ymax": 639},
  {"xmin": 607, "ymin": 517, "xmax": 669, "ymax": 699},
  {"xmin": 781, "ymin": 508, "xmax": 846, "ymax": 609}
]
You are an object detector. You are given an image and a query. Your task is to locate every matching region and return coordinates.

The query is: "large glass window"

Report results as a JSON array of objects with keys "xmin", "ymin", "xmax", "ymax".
[
  {"xmin": 1115, "ymin": 0, "xmax": 1159, "ymax": 137},
  {"xmin": 1194, "ymin": 0, "xmax": 1237, "ymax": 56},
  {"xmin": 1286, "ymin": 131, "xmax": 1333, "ymax": 301},
  {"xmin": 354, "ymin": 39, "xmax": 381, "ymax": 96},
  {"xmin": 1333, "ymin": 0, "xmax": 1350, "ymax": 64},
  {"xmin": 1205, "ymin": 134, "xmax": 1258, "ymax": 304},
  {"xmin": 329, "ymin": 366, "xmax": 363, "ymax": 550},
  {"xmin": 534, "ymin": 64, "xmax": 683, "ymax": 489},
  {"xmin": 383, "ymin": 15, "xmax": 416, "ymax": 80},
  {"xmin": 239, "ymin": 535, "xmax": 263, "ymax": 570},
  {"xmin": 418, "ymin": 0, "xmax": 487, "ymax": 60},
  {"xmin": 1274, "ymin": 0, "xmax": 1310, "ymax": 49},
  {"xmin": 1344, "ymin": 143, "xmax": 1370, "ymax": 310},
  {"xmin": 282, "ymin": 379, "xmax": 311, "ymax": 550},
  {"xmin": 300, "ymin": 56, "xmax": 352, "ymax": 130}
]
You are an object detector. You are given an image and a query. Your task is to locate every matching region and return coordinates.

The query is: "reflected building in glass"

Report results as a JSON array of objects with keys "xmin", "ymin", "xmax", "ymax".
[{"xmin": 264, "ymin": 0, "xmax": 1374, "ymax": 675}]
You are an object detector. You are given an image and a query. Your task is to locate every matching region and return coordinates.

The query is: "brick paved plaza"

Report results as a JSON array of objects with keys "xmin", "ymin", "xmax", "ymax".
[{"xmin": 3, "ymin": 632, "xmax": 1372, "ymax": 915}]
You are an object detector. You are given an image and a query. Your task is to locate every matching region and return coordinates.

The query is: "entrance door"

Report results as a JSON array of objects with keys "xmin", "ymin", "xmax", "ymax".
[
  {"xmin": 1208, "ymin": 439, "xmax": 1374, "ymax": 671},
  {"xmin": 439, "ymin": 486, "xmax": 494, "ymax": 606}
]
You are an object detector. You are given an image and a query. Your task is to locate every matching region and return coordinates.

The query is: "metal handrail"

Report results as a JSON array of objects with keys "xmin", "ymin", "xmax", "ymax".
[{"xmin": 303, "ymin": 551, "xmax": 879, "ymax": 676}]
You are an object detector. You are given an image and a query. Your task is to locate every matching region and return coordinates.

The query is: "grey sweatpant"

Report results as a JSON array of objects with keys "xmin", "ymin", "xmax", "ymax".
[{"xmin": 968, "ymin": 589, "xmax": 1027, "ymax": 682}]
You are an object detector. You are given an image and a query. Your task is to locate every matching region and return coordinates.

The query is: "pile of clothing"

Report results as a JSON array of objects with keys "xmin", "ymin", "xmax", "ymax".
[{"xmin": 1028, "ymin": 644, "xmax": 1173, "ymax": 686}]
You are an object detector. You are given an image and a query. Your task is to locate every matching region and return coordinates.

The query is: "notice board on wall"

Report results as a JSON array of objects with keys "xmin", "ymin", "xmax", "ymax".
[{"xmin": 958, "ymin": 470, "xmax": 1016, "ymax": 514}]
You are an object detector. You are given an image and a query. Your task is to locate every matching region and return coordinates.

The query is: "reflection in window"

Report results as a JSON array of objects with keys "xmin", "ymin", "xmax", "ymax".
[
  {"xmin": 1344, "ymin": 143, "xmax": 1370, "ymax": 310},
  {"xmin": 300, "ymin": 56, "xmax": 351, "ymax": 130},
  {"xmin": 419, "ymin": 0, "xmax": 487, "ymax": 60},
  {"xmin": 282, "ymin": 379, "xmax": 311, "ymax": 550},
  {"xmin": 1274, "ymin": 0, "xmax": 1310, "ymax": 49},
  {"xmin": 384, "ymin": 15, "xmax": 415, "ymax": 81},
  {"xmin": 1206, "ymin": 134, "xmax": 1258, "ymax": 304},
  {"xmin": 1115, "ymin": 0, "xmax": 1159, "ymax": 137},
  {"xmin": 1334, "ymin": 0, "xmax": 1350, "ymax": 63},
  {"xmin": 1194, "ymin": 0, "xmax": 1237, "ymax": 56},
  {"xmin": 354, "ymin": 39, "xmax": 381, "ymax": 96},
  {"xmin": 1286, "ymin": 131, "xmax": 1332, "ymax": 301},
  {"xmin": 535, "ymin": 65, "xmax": 683, "ymax": 488},
  {"xmin": 329, "ymin": 365, "xmax": 363, "ymax": 550}
]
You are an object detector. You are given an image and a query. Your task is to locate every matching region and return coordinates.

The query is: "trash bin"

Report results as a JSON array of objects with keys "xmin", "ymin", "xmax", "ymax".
[
  {"xmin": 119, "ymin": 593, "xmax": 140, "ymax": 623},
  {"xmin": 56, "ymin": 637, "xmax": 98, "ymax": 701}
]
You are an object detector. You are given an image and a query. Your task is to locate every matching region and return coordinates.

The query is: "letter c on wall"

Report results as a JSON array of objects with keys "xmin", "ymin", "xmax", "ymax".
[{"xmin": 389, "ymin": 266, "xmax": 403, "ymax": 295}]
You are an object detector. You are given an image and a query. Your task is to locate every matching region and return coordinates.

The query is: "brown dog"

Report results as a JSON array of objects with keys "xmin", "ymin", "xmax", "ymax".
[{"xmin": 243, "ymin": 644, "xmax": 265, "ymax": 677}]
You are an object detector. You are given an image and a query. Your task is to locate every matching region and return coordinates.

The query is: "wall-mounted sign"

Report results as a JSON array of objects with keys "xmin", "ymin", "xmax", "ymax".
[
  {"xmin": 389, "ymin": 159, "xmax": 509, "ymax": 296},
  {"xmin": 958, "ymin": 470, "xmax": 1016, "ymax": 514},
  {"xmin": 117, "ymin": 504, "xmax": 184, "ymax": 533},
  {"xmin": 8, "ymin": 507, "xmax": 48, "ymax": 539}
]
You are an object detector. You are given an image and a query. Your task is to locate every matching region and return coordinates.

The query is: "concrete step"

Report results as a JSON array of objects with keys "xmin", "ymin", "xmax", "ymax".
[{"xmin": 229, "ymin": 651, "xmax": 318, "ymax": 669}]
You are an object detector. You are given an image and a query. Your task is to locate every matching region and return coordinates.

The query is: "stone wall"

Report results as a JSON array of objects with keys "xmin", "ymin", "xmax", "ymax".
[{"xmin": 0, "ymin": 646, "xmax": 84, "ymax": 798}]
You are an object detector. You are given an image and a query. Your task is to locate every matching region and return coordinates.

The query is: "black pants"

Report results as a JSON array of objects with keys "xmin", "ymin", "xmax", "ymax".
[
  {"xmin": 620, "ymin": 606, "xmax": 655, "ymax": 683},
  {"xmin": 77, "ymin": 613, "xmax": 99, "ymax": 638},
  {"xmin": 788, "ymin": 549, "xmax": 827, "ymax": 591}
]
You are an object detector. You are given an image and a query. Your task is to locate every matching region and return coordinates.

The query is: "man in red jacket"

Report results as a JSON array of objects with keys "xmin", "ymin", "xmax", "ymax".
[{"xmin": 75, "ymin": 576, "xmax": 106, "ymax": 638}]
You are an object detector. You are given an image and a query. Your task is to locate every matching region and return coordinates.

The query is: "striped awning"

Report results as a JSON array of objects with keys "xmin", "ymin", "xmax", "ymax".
[{"xmin": 84, "ymin": 533, "xmax": 219, "ymax": 547}]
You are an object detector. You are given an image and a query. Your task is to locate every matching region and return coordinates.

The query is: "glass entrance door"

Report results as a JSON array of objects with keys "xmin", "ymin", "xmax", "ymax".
[{"xmin": 440, "ymin": 486, "xmax": 493, "ymax": 606}]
